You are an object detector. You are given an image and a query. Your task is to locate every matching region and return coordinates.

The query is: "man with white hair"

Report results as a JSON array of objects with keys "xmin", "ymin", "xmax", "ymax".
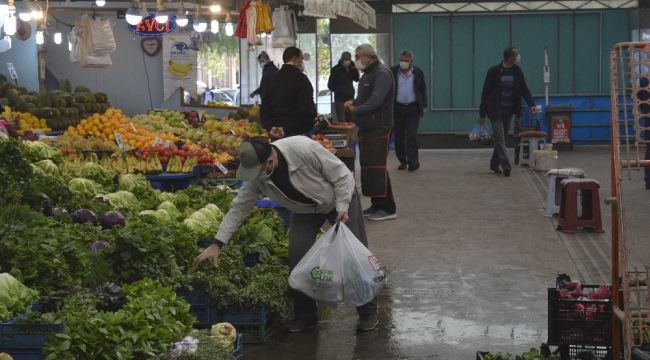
[{"xmin": 345, "ymin": 44, "xmax": 397, "ymax": 221}]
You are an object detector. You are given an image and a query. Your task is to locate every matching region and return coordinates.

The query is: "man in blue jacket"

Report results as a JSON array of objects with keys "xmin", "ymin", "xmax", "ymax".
[
  {"xmin": 478, "ymin": 47, "xmax": 538, "ymax": 176},
  {"xmin": 391, "ymin": 50, "xmax": 427, "ymax": 171}
]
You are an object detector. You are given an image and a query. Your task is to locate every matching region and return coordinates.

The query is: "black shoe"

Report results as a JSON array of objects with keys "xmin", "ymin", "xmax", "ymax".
[
  {"xmin": 490, "ymin": 166, "xmax": 502, "ymax": 174},
  {"xmin": 503, "ymin": 168, "xmax": 511, "ymax": 177},
  {"xmin": 357, "ymin": 314, "xmax": 379, "ymax": 332},
  {"xmin": 287, "ymin": 318, "xmax": 317, "ymax": 333},
  {"xmin": 398, "ymin": 163, "xmax": 407, "ymax": 170},
  {"xmin": 408, "ymin": 162, "xmax": 420, "ymax": 171},
  {"xmin": 363, "ymin": 207, "xmax": 378, "ymax": 218}
]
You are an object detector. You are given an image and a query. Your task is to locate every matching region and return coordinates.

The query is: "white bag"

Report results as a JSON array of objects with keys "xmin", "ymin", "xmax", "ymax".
[{"xmin": 288, "ymin": 223, "xmax": 386, "ymax": 307}]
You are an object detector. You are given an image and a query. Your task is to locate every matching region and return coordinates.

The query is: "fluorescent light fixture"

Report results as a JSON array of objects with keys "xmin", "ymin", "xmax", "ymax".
[
  {"xmin": 224, "ymin": 13, "xmax": 233, "ymax": 36},
  {"xmin": 30, "ymin": 1, "xmax": 42, "ymax": 20},
  {"xmin": 35, "ymin": 29, "xmax": 44, "ymax": 45},
  {"xmin": 95, "ymin": 0, "xmax": 105, "ymax": 6},
  {"xmin": 210, "ymin": 19, "xmax": 218, "ymax": 33},
  {"xmin": 54, "ymin": 31, "xmax": 62, "ymax": 44},
  {"xmin": 209, "ymin": 3, "xmax": 221, "ymax": 13},
  {"xmin": 175, "ymin": 13, "xmax": 188, "ymax": 27},
  {"xmin": 193, "ymin": 18, "xmax": 207, "ymax": 32},
  {"xmin": 18, "ymin": 2, "xmax": 31, "ymax": 22}
]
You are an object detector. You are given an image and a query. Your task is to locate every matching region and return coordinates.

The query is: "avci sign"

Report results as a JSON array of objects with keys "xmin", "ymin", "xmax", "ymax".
[{"xmin": 128, "ymin": 15, "xmax": 176, "ymax": 36}]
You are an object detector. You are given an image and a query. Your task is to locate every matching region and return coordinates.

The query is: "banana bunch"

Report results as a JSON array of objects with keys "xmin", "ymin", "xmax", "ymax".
[
  {"xmin": 168, "ymin": 61, "xmax": 193, "ymax": 77},
  {"xmin": 256, "ymin": 3, "xmax": 274, "ymax": 34}
]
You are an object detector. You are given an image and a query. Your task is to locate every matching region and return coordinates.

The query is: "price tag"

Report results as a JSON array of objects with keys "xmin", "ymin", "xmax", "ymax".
[
  {"xmin": 114, "ymin": 132, "xmax": 126, "ymax": 150},
  {"xmin": 129, "ymin": 122, "xmax": 138, "ymax": 133},
  {"xmin": 215, "ymin": 161, "xmax": 229, "ymax": 175},
  {"xmin": 154, "ymin": 137, "xmax": 163, "ymax": 145},
  {"xmin": 6, "ymin": 63, "xmax": 17, "ymax": 80},
  {"xmin": 164, "ymin": 140, "xmax": 173, "ymax": 147}
]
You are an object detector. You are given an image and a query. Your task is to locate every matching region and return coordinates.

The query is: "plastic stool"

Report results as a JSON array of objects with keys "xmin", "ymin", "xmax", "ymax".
[
  {"xmin": 518, "ymin": 131, "xmax": 547, "ymax": 167},
  {"xmin": 544, "ymin": 168, "xmax": 586, "ymax": 217},
  {"xmin": 557, "ymin": 179, "xmax": 604, "ymax": 234}
]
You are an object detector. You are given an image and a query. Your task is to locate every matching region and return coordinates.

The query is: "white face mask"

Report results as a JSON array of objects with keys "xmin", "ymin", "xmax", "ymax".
[
  {"xmin": 355, "ymin": 59, "xmax": 366, "ymax": 71},
  {"xmin": 343, "ymin": 60, "xmax": 351, "ymax": 67},
  {"xmin": 399, "ymin": 61, "xmax": 410, "ymax": 70},
  {"xmin": 515, "ymin": 54, "xmax": 521, "ymax": 65}
]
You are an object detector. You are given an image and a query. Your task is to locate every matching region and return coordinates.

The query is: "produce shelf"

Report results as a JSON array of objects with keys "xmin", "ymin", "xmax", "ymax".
[{"xmin": 146, "ymin": 167, "xmax": 201, "ymax": 192}]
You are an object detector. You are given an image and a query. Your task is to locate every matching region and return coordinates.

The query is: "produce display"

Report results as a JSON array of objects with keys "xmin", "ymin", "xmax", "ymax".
[
  {"xmin": 480, "ymin": 348, "xmax": 560, "ymax": 360},
  {"xmin": 0, "ymin": 135, "xmax": 289, "ymax": 359},
  {"xmin": 311, "ymin": 134, "xmax": 337, "ymax": 153}
]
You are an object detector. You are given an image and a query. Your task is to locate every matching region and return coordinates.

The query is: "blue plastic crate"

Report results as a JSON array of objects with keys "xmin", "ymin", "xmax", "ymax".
[
  {"xmin": 0, "ymin": 323, "xmax": 63, "ymax": 360},
  {"xmin": 232, "ymin": 333, "xmax": 244, "ymax": 360},
  {"xmin": 221, "ymin": 307, "xmax": 267, "ymax": 324},
  {"xmin": 177, "ymin": 290, "xmax": 218, "ymax": 326},
  {"xmin": 255, "ymin": 199, "xmax": 291, "ymax": 232},
  {"xmin": 233, "ymin": 320, "xmax": 273, "ymax": 344}
]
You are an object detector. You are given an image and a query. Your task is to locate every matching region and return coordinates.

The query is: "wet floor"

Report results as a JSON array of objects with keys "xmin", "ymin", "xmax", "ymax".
[{"xmin": 245, "ymin": 146, "xmax": 650, "ymax": 360}]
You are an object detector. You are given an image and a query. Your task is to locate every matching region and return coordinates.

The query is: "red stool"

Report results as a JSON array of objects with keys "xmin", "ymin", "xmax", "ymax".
[{"xmin": 557, "ymin": 179, "xmax": 604, "ymax": 233}]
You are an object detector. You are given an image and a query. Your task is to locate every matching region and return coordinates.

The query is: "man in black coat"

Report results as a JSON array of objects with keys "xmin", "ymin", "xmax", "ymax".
[
  {"xmin": 250, "ymin": 51, "xmax": 278, "ymax": 99},
  {"xmin": 478, "ymin": 46, "xmax": 538, "ymax": 177},
  {"xmin": 261, "ymin": 47, "xmax": 317, "ymax": 139},
  {"xmin": 328, "ymin": 51, "xmax": 359, "ymax": 122},
  {"xmin": 391, "ymin": 50, "xmax": 427, "ymax": 171}
]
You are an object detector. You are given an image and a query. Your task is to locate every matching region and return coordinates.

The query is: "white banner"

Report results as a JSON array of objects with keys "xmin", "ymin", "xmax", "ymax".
[{"xmin": 163, "ymin": 34, "xmax": 198, "ymax": 100}]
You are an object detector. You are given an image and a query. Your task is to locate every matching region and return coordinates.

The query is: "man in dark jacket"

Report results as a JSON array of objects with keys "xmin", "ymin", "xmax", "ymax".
[
  {"xmin": 250, "ymin": 51, "xmax": 278, "ymax": 99},
  {"xmin": 261, "ymin": 47, "xmax": 317, "ymax": 139},
  {"xmin": 328, "ymin": 51, "xmax": 359, "ymax": 122},
  {"xmin": 345, "ymin": 44, "xmax": 397, "ymax": 222},
  {"xmin": 391, "ymin": 50, "xmax": 427, "ymax": 171},
  {"xmin": 478, "ymin": 46, "xmax": 538, "ymax": 177}
]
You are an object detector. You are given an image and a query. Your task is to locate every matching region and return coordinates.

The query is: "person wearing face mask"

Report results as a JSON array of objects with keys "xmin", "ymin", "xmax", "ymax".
[
  {"xmin": 250, "ymin": 51, "xmax": 279, "ymax": 99},
  {"xmin": 196, "ymin": 136, "xmax": 379, "ymax": 333},
  {"xmin": 327, "ymin": 52, "xmax": 360, "ymax": 122},
  {"xmin": 478, "ymin": 46, "xmax": 538, "ymax": 177},
  {"xmin": 261, "ymin": 46, "xmax": 317, "ymax": 140},
  {"xmin": 344, "ymin": 44, "xmax": 397, "ymax": 222},
  {"xmin": 390, "ymin": 50, "xmax": 427, "ymax": 171}
]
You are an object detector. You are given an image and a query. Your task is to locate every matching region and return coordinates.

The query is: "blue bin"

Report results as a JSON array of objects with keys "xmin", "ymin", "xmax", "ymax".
[{"xmin": 0, "ymin": 323, "xmax": 63, "ymax": 360}]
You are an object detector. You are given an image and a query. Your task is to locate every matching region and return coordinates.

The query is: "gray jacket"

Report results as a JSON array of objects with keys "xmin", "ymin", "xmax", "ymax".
[
  {"xmin": 352, "ymin": 60, "xmax": 395, "ymax": 132},
  {"xmin": 215, "ymin": 136, "xmax": 355, "ymax": 244}
]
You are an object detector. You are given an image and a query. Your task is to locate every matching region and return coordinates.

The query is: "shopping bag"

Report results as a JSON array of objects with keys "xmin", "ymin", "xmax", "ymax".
[
  {"xmin": 469, "ymin": 123, "xmax": 493, "ymax": 146},
  {"xmin": 288, "ymin": 223, "xmax": 386, "ymax": 306}
]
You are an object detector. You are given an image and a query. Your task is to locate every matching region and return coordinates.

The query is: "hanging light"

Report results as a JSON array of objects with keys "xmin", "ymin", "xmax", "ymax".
[
  {"xmin": 224, "ymin": 13, "xmax": 233, "ymax": 36},
  {"xmin": 209, "ymin": 2, "xmax": 221, "ymax": 13},
  {"xmin": 125, "ymin": 0, "xmax": 143, "ymax": 25},
  {"xmin": 53, "ymin": 31, "xmax": 62, "ymax": 44},
  {"xmin": 193, "ymin": 18, "xmax": 207, "ymax": 32},
  {"xmin": 18, "ymin": 1, "xmax": 31, "ymax": 21},
  {"xmin": 175, "ymin": 1, "xmax": 188, "ymax": 27},
  {"xmin": 30, "ymin": 1, "xmax": 42, "ymax": 20},
  {"xmin": 210, "ymin": 19, "xmax": 218, "ymax": 33},
  {"xmin": 4, "ymin": 12, "xmax": 16, "ymax": 36},
  {"xmin": 154, "ymin": 0, "xmax": 167, "ymax": 24},
  {"xmin": 95, "ymin": 0, "xmax": 105, "ymax": 6},
  {"xmin": 35, "ymin": 29, "xmax": 44, "ymax": 45}
]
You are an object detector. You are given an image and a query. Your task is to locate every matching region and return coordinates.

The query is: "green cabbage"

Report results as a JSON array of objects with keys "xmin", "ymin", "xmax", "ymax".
[
  {"xmin": 97, "ymin": 191, "xmax": 140, "ymax": 212},
  {"xmin": 117, "ymin": 174, "xmax": 148, "ymax": 192},
  {"xmin": 202, "ymin": 203, "xmax": 223, "ymax": 219},
  {"xmin": 80, "ymin": 162, "xmax": 116, "ymax": 188},
  {"xmin": 157, "ymin": 201, "xmax": 182, "ymax": 220},
  {"xmin": 210, "ymin": 322, "xmax": 237, "ymax": 347},
  {"xmin": 33, "ymin": 159, "xmax": 60, "ymax": 177},
  {"xmin": 68, "ymin": 178, "xmax": 104, "ymax": 199},
  {"xmin": 0, "ymin": 273, "xmax": 39, "ymax": 321},
  {"xmin": 20, "ymin": 140, "xmax": 63, "ymax": 164},
  {"xmin": 182, "ymin": 205, "xmax": 223, "ymax": 238},
  {"xmin": 138, "ymin": 209, "xmax": 172, "ymax": 223}
]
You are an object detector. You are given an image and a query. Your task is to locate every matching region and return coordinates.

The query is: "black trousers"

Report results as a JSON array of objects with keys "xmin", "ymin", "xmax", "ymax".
[{"xmin": 394, "ymin": 103, "xmax": 420, "ymax": 166}]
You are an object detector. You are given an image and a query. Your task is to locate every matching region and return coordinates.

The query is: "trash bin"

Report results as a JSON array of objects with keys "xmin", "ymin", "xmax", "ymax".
[{"xmin": 545, "ymin": 105, "xmax": 573, "ymax": 151}]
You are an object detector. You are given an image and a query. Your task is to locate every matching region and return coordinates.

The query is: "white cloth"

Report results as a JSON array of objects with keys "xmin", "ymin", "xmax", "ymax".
[{"xmin": 246, "ymin": 1, "xmax": 260, "ymax": 49}]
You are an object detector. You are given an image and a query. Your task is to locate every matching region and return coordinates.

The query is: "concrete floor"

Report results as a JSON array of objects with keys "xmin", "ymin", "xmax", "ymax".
[{"xmin": 245, "ymin": 146, "xmax": 650, "ymax": 360}]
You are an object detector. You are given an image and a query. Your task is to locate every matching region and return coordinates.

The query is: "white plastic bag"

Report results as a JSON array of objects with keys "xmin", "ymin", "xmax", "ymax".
[
  {"xmin": 469, "ymin": 123, "xmax": 493, "ymax": 145},
  {"xmin": 288, "ymin": 223, "xmax": 386, "ymax": 307}
]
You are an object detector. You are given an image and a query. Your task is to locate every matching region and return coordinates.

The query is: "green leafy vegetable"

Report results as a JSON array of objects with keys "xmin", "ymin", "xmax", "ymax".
[
  {"xmin": 79, "ymin": 162, "xmax": 116, "ymax": 189},
  {"xmin": 97, "ymin": 191, "xmax": 140, "ymax": 213},
  {"xmin": 0, "ymin": 273, "xmax": 39, "ymax": 321},
  {"xmin": 20, "ymin": 140, "xmax": 63, "ymax": 164},
  {"xmin": 68, "ymin": 178, "xmax": 105, "ymax": 200},
  {"xmin": 117, "ymin": 174, "xmax": 148, "ymax": 192}
]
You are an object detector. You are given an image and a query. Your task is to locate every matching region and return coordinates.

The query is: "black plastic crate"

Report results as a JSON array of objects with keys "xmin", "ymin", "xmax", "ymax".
[
  {"xmin": 634, "ymin": 348, "xmax": 650, "ymax": 360},
  {"xmin": 548, "ymin": 286, "xmax": 613, "ymax": 346},
  {"xmin": 557, "ymin": 344, "xmax": 612, "ymax": 360},
  {"xmin": 234, "ymin": 320, "xmax": 274, "ymax": 344},
  {"xmin": 232, "ymin": 333, "xmax": 244, "ymax": 360}
]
